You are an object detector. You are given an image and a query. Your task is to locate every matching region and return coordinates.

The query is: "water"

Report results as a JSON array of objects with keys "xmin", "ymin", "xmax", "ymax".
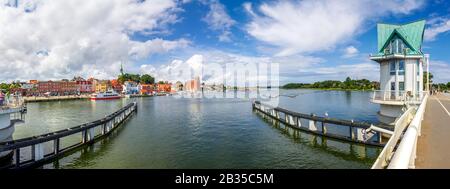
[{"xmin": 13, "ymin": 89, "xmax": 382, "ymax": 169}]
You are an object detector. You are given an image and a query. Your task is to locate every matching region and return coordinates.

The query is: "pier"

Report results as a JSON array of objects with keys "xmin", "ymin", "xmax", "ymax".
[
  {"xmin": 252, "ymin": 101, "xmax": 393, "ymax": 147},
  {"xmin": 23, "ymin": 95, "xmax": 90, "ymax": 103},
  {"xmin": 0, "ymin": 102, "xmax": 137, "ymax": 169}
]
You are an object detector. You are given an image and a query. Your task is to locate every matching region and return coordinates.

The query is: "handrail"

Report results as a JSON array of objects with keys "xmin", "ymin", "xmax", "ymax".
[
  {"xmin": 0, "ymin": 102, "xmax": 135, "ymax": 151},
  {"xmin": 388, "ymin": 94, "xmax": 428, "ymax": 169},
  {"xmin": 254, "ymin": 101, "xmax": 374, "ymax": 129},
  {"xmin": 0, "ymin": 102, "xmax": 137, "ymax": 169},
  {"xmin": 371, "ymin": 107, "xmax": 415, "ymax": 169},
  {"xmin": 253, "ymin": 101, "xmax": 385, "ymax": 146}
]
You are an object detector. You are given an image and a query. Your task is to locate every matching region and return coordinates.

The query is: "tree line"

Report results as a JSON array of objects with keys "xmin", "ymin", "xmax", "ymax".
[
  {"xmin": 118, "ymin": 73, "xmax": 155, "ymax": 84},
  {"xmin": 282, "ymin": 77, "xmax": 379, "ymax": 90}
]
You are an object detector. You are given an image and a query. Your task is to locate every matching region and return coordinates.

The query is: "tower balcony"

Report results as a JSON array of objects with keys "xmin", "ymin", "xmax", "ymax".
[
  {"xmin": 0, "ymin": 95, "xmax": 26, "ymax": 115},
  {"xmin": 370, "ymin": 90, "xmax": 426, "ymax": 106}
]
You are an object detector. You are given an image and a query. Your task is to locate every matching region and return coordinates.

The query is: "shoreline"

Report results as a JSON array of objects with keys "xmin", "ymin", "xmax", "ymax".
[{"xmin": 280, "ymin": 88, "xmax": 376, "ymax": 92}]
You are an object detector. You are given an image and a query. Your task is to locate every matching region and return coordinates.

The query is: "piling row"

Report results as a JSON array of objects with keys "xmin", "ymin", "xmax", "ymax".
[
  {"xmin": 0, "ymin": 102, "xmax": 137, "ymax": 169},
  {"xmin": 252, "ymin": 101, "xmax": 384, "ymax": 146}
]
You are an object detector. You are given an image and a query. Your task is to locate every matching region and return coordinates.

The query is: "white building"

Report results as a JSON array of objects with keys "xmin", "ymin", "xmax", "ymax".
[
  {"xmin": 0, "ymin": 95, "xmax": 25, "ymax": 162},
  {"xmin": 370, "ymin": 20, "xmax": 428, "ymax": 125},
  {"xmin": 122, "ymin": 81, "xmax": 139, "ymax": 94}
]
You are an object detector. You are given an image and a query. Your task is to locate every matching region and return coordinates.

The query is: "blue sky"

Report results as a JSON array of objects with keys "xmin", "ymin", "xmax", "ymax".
[
  {"xmin": 135, "ymin": 0, "xmax": 450, "ymax": 84},
  {"xmin": 1, "ymin": 0, "xmax": 450, "ymax": 84}
]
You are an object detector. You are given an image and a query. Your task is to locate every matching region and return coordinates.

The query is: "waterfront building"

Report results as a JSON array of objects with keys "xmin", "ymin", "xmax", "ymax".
[
  {"xmin": 110, "ymin": 79, "xmax": 123, "ymax": 94},
  {"xmin": 173, "ymin": 81, "xmax": 183, "ymax": 91},
  {"xmin": 93, "ymin": 80, "xmax": 111, "ymax": 93},
  {"xmin": 184, "ymin": 76, "xmax": 201, "ymax": 92},
  {"xmin": 76, "ymin": 80, "xmax": 94, "ymax": 94},
  {"xmin": 157, "ymin": 83, "xmax": 172, "ymax": 93},
  {"xmin": 122, "ymin": 81, "xmax": 139, "ymax": 94},
  {"xmin": 0, "ymin": 94, "xmax": 24, "ymax": 162},
  {"xmin": 369, "ymin": 20, "xmax": 428, "ymax": 125},
  {"xmin": 37, "ymin": 80, "xmax": 78, "ymax": 96},
  {"xmin": 139, "ymin": 84, "xmax": 155, "ymax": 95}
]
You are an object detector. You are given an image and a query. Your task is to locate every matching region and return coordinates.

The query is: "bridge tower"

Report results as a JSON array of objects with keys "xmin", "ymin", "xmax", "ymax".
[
  {"xmin": 0, "ymin": 95, "xmax": 25, "ymax": 163},
  {"xmin": 369, "ymin": 20, "xmax": 428, "ymax": 125}
]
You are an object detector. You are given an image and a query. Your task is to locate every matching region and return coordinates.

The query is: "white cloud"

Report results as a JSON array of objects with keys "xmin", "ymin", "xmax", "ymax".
[
  {"xmin": 297, "ymin": 62, "xmax": 379, "ymax": 82},
  {"xmin": 244, "ymin": 0, "xmax": 424, "ymax": 56},
  {"xmin": 202, "ymin": 0, "xmax": 236, "ymax": 42},
  {"xmin": 139, "ymin": 50, "xmax": 323, "ymax": 84},
  {"xmin": 425, "ymin": 17, "xmax": 450, "ymax": 41},
  {"xmin": 343, "ymin": 46, "xmax": 359, "ymax": 58},
  {"xmin": 429, "ymin": 60, "xmax": 450, "ymax": 83},
  {"xmin": 0, "ymin": 0, "xmax": 187, "ymax": 81}
]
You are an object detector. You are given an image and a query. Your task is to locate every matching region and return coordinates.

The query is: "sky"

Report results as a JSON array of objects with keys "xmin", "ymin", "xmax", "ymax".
[{"xmin": 1, "ymin": 0, "xmax": 450, "ymax": 84}]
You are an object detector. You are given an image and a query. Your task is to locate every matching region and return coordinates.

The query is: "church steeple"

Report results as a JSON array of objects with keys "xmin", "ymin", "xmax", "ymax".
[{"xmin": 120, "ymin": 62, "xmax": 124, "ymax": 76}]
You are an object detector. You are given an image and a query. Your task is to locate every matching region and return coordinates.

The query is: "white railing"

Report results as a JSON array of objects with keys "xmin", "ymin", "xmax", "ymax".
[
  {"xmin": 371, "ymin": 90, "xmax": 426, "ymax": 104},
  {"xmin": 387, "ymin": 94, "xmax": 428, "ymax": 169},
  {"xmin": 371, "ymin": 107, "xmax": 415, "ymax": 169}
]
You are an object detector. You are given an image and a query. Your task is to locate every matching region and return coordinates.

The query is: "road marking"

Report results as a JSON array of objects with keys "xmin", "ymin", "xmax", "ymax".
[{"xmin": 434, "ymin": 96, "xmax": 450, "ymax": 117}]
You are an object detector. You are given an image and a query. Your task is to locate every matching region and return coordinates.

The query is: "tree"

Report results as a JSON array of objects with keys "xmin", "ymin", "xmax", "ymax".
[
  {"xmin": 118, "ymin": 73, "xmax": 141, "ymax": 84},
  {"xmin": 423, "ymin": 72, "xmax": 433, "ymax": 90},
  {"xmin": 140, "ymin": 74, "xmax": 155, "ymax": 84}
]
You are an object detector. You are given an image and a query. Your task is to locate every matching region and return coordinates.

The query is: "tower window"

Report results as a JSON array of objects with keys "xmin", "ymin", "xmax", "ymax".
[
  {"xmin": 398, "ymin": 60, "xmax": 405, "ymax": 75},
  {"xmin": 390, "ymin": 61, "xmax": 396, "ymax": 75},
  {"xmin": 399, "ymin": 82, "xmax": 405, "ymax": 91},
  {"xmin": 417, "ymin": 60, "xmax": 420, "ymax": 76}
]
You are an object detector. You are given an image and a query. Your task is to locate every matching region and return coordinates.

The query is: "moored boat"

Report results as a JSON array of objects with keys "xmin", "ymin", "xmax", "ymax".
[{"xmin": 90, "ymin": 90, "xmax": 121, "ymax": 100}]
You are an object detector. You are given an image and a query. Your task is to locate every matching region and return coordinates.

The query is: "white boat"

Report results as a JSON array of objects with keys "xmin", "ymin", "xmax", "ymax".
[{"xmin": 90, "ymin": 90, "xmax": 121, "ymax": 100}]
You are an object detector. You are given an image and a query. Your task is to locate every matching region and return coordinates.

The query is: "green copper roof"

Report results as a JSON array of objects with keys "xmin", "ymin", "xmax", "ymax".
[{"xmin": 377, "ymin": 20, "xmax": 425, "ymax": 53}]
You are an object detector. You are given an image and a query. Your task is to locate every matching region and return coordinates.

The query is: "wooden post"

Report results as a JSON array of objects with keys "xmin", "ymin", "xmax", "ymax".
[
  {"xmin": 54, "ymin": 139, "xmax": 60, "ymax": 155},
  {"xmin": 15, "ymin": 148, "xmax": 20, "ymax": 168},
  {"xmin": 350, "ymin": 127, "xmax": 354, "ymax": 140},
  {"xmin": 102, "ymin": 123, "xmax": 106, "ymax": 135},
  {"xmin": 82, "ymin": 130, "xmax": 87, "ymax": 143}
]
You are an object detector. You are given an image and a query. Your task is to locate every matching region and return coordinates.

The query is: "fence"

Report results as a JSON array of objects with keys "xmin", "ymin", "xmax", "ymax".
[{"xmin": 0, "ymin": 102, "xmax": 137, "ymax": 169}]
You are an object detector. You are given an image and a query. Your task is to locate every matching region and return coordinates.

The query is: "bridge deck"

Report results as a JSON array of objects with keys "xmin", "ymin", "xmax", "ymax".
[{"xmin": 416, "ymin": 94, "xmax": 450, "ymax": 168}]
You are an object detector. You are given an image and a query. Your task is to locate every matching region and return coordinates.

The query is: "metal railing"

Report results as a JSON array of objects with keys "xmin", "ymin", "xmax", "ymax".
[
  {"xmin": 371, "ymin": 90, "xmax": 426, "ymax": 104},
  {"xmin": 253, "ymin": 101, "xmax": 391, "ymax": 146},
  {"xmin": 0, "ymin": 102, "xmax": 137, "ymax": 169}
]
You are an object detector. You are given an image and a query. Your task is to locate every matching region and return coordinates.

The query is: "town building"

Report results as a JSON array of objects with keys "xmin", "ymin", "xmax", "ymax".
[
  {"xmin": 184, "ymin": 76, "xmax": 201, "ymax": 92},
  {"xmin": 139, "ymin": 84, "xmax": 155, "ymax": 95},
  {"xmin": 369, "ymin": 20, "xmax": 428, "ymax": 125},
  {"xmin": 93, "ymin": 80, "xmax": 111, "ymax": 93},
  {"xmin": 76, "ymin": 80, "xmax": 93, "ymax": 94},
  {"xmin": 122, "ymin": 81, "xmax": 139, "ymax": 94},
  {"xmin": 157, "ymin": 83, "xmax": 171, "ymax": 93},
  {"xmin": 37, "ymin": 80, "xmax": 78, "ymax": 96},
  {"xmin": 173, "ymin": 81, "xmax": 183, "ymax": 91},
  {"xmin": 110, "ymin": 79, "xmax": 123, "ymax": 94}
]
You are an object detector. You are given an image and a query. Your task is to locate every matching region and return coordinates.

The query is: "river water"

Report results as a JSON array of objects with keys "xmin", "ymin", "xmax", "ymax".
[{"xmin": 13, "ymin": 89, "xmax": 382, "ymax": 169}]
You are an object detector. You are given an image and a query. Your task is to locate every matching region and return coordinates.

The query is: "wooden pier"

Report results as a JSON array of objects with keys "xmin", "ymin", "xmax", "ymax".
[
  {"xmin": 0, "ymin": 102, "xmax": 137, "ymax": 169},
  {"xmin": 252, "ymin": 101, "xmax": 391, "ymax": 147}
]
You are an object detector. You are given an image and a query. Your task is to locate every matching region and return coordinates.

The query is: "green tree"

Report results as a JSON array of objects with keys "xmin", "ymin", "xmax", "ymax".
[
  {"xmin": 423, "ymin": 72, "xmax": 433, "ymax": 90},
  {"xmin": 140, "ymin": 74, "xmax": 155, "ymax": 84}
]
